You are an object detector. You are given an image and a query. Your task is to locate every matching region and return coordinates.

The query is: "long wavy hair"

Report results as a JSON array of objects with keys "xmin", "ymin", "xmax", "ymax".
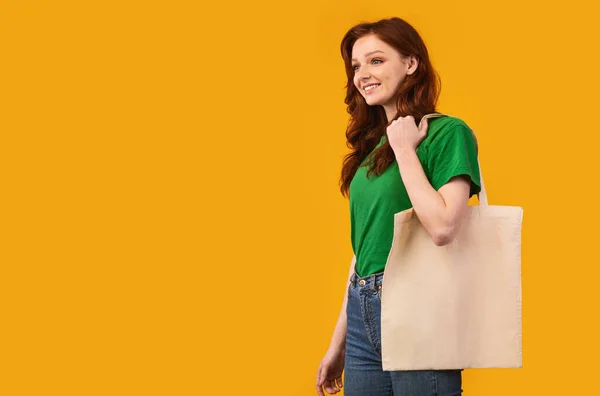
[{"xmin": 339, "ymin": 17, "xmax": 441, "ymax": 198}]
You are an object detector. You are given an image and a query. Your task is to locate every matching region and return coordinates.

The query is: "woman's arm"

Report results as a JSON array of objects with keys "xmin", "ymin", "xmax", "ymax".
[
  {"xmin": 328, "ymin": 255, "xmax": 356, "ymax": 351},
  {"xmin": 386, "ymin": 116, "xmax": 476, "ymax": 246},
  {"xmin": 395, "ymin": 149, "xmax": 471, "ymax": 246}
]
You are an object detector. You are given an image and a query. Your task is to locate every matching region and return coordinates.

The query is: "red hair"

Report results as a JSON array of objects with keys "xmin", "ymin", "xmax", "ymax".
[{"xmin": 339, "ymin": 17, "xmax": 441, "ymax": 197}]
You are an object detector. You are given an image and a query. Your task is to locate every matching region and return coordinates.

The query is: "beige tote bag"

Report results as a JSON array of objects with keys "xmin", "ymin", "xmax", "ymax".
[{"xmin": 380, "ymin": 113, "xmax": 523, "ymax": 370}]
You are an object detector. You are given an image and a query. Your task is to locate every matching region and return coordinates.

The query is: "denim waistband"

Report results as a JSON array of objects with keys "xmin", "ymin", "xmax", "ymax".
[{"xmin": 350, "ymin": 271, "xmax": 384, "ymax": 291}]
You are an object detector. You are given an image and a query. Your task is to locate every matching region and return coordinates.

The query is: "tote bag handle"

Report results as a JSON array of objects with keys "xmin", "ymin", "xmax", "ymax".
[{"xmin": 419, "ymin": 112, "xmax": 488, "ymax": 206}]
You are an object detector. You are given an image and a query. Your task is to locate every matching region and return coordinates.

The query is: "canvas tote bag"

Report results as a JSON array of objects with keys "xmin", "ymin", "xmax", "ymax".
[{"xmin": 380, "ymin": 113, "xmax": 523, "ymax": 370}]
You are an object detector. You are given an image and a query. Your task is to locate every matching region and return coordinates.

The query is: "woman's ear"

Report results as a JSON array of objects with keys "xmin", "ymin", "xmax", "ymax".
[{"xmin": 406, "ymin": 55, "xmax": 419, "ymax": 75}]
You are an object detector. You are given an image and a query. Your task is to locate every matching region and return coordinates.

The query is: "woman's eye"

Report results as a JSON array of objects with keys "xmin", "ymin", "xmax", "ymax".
[{"xmin": 352, "ymin": 59, "xmax": 382, "ymax": 71}]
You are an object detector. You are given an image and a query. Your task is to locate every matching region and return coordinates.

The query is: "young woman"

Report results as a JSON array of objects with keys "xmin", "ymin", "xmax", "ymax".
[{"xmin": 316, "ymin": 17, "xmax": 481, "ymax": 396}]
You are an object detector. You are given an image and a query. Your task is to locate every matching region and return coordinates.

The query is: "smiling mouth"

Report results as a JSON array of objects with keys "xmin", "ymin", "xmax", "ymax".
[{"xmin": 364, "ymin": 84, "xmax": 381, "ymax": 93}]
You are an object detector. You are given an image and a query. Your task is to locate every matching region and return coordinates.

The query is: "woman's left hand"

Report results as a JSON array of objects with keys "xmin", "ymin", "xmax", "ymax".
[{"xmin": 386, "ymin": 116, "xmax": 429, "ymax": 154}]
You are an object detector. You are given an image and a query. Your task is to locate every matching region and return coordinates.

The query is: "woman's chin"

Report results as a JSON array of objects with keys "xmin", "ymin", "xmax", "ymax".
[{"xmin": 365, "ymin": 98, "xmax": 383, "ymax": 106}]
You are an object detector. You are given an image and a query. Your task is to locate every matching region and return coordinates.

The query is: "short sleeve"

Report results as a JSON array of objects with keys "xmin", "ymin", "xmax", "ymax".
[{"xmin": 427, "ymin": 122, "xmax": 481, "ymax": 197}]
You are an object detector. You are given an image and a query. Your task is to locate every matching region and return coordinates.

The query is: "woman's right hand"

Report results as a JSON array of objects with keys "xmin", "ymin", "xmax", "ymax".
[{"xmin": 315, "ymin": 346, "xmax": 346, "ymax": 395}]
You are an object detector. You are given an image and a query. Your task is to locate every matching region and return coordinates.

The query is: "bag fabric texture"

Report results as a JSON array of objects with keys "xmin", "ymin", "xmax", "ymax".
[{"xmin": 380, "ymin": 113, "xmax": 523, "ymax": 370}]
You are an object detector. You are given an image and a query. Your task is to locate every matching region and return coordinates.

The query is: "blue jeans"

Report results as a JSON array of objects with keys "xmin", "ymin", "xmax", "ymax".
[{"xmin": 344, "ymin": 271, "xmax": 463, "ymax": 396}]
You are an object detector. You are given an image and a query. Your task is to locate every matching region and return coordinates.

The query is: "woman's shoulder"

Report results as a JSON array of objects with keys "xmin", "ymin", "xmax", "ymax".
[
  {"xmin": 425, "ymin": 115, "xmax": 473, "ymax": 143},
  {"xmin": 428, "ymin": 114, "xmax": 471, "ymax": 133},
  {"xmin": 418, "ymin": 115, "xmax": 474, "ymax": 154}
]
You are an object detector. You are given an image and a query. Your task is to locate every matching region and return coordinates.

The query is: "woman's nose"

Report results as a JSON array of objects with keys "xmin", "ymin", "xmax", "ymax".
[{"xmin": 356, "ymin": 68, "xmax": 370, "ymax": 79}]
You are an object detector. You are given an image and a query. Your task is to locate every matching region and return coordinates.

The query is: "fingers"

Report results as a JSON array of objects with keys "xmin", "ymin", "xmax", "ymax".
[
  {"xmin": 316, "ymin": 383, "xmax": 326, "ymax": 396},
  {"xmin": 324, "ymin": 379, "xmax": 341, "ymax": 394},
  {"xmin": 396, "ymin": 114, "xmax": 428, "ymax": 133},
  {"xmin": 316, "ymin": 364, "xmax": 343, "ymax": 395},
  {"xmin": 316, "ymin": 363, "xmax": 323, "ymax": 385},
  {"xmin": 391, "ymin": 115, "xmax": 416, "ymax": 124},
  {"xmin": 316, "ymin": 364, "xmax": 326, "ymax": 396}
]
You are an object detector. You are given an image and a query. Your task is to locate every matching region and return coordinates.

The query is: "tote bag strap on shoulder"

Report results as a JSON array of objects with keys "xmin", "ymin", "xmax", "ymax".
[{"xmin": 419, "ymin": 112, "xmax": 488, "ymax": 206}]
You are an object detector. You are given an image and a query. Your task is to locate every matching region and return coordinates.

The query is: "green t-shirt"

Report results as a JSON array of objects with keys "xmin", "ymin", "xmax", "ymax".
[{"xmin": 349, "ymin": 116, "xmax": 482, "ymax": 277}]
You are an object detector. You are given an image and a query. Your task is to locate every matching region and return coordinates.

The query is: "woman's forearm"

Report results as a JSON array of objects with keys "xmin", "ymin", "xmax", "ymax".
[
  {"xmin": 394, "ymin": 149, "xmax": 453, "ymax": 245},
  {"xmin": 329, "ymin": 255, "xmax": 356, "ymax": 351},
  {"xmin": 329, "ymin": 305, "xmax": 348, "ymax": 351}
]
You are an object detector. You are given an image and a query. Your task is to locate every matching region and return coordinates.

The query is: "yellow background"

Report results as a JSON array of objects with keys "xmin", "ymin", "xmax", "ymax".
[{"xmin": 1, "ymin": 0, "xmax": 599, "ymax": 394}]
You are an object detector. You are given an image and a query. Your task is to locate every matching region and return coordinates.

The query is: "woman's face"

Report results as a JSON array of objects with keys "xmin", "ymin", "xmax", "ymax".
[{"xmin": 351, "ymin": 34, "xmax": 418, "ymax": 119}]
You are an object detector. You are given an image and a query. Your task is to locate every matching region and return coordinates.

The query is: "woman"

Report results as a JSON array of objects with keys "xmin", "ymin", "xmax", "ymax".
[{"xmin": 316, "ymin": 17, "xmax": 481, "ymax": 396}]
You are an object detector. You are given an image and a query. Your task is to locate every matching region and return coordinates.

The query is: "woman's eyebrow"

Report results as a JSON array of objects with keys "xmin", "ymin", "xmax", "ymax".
[{"xmin": 351, "ymin": 50, "xmax": 385, "ymax": 62}]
